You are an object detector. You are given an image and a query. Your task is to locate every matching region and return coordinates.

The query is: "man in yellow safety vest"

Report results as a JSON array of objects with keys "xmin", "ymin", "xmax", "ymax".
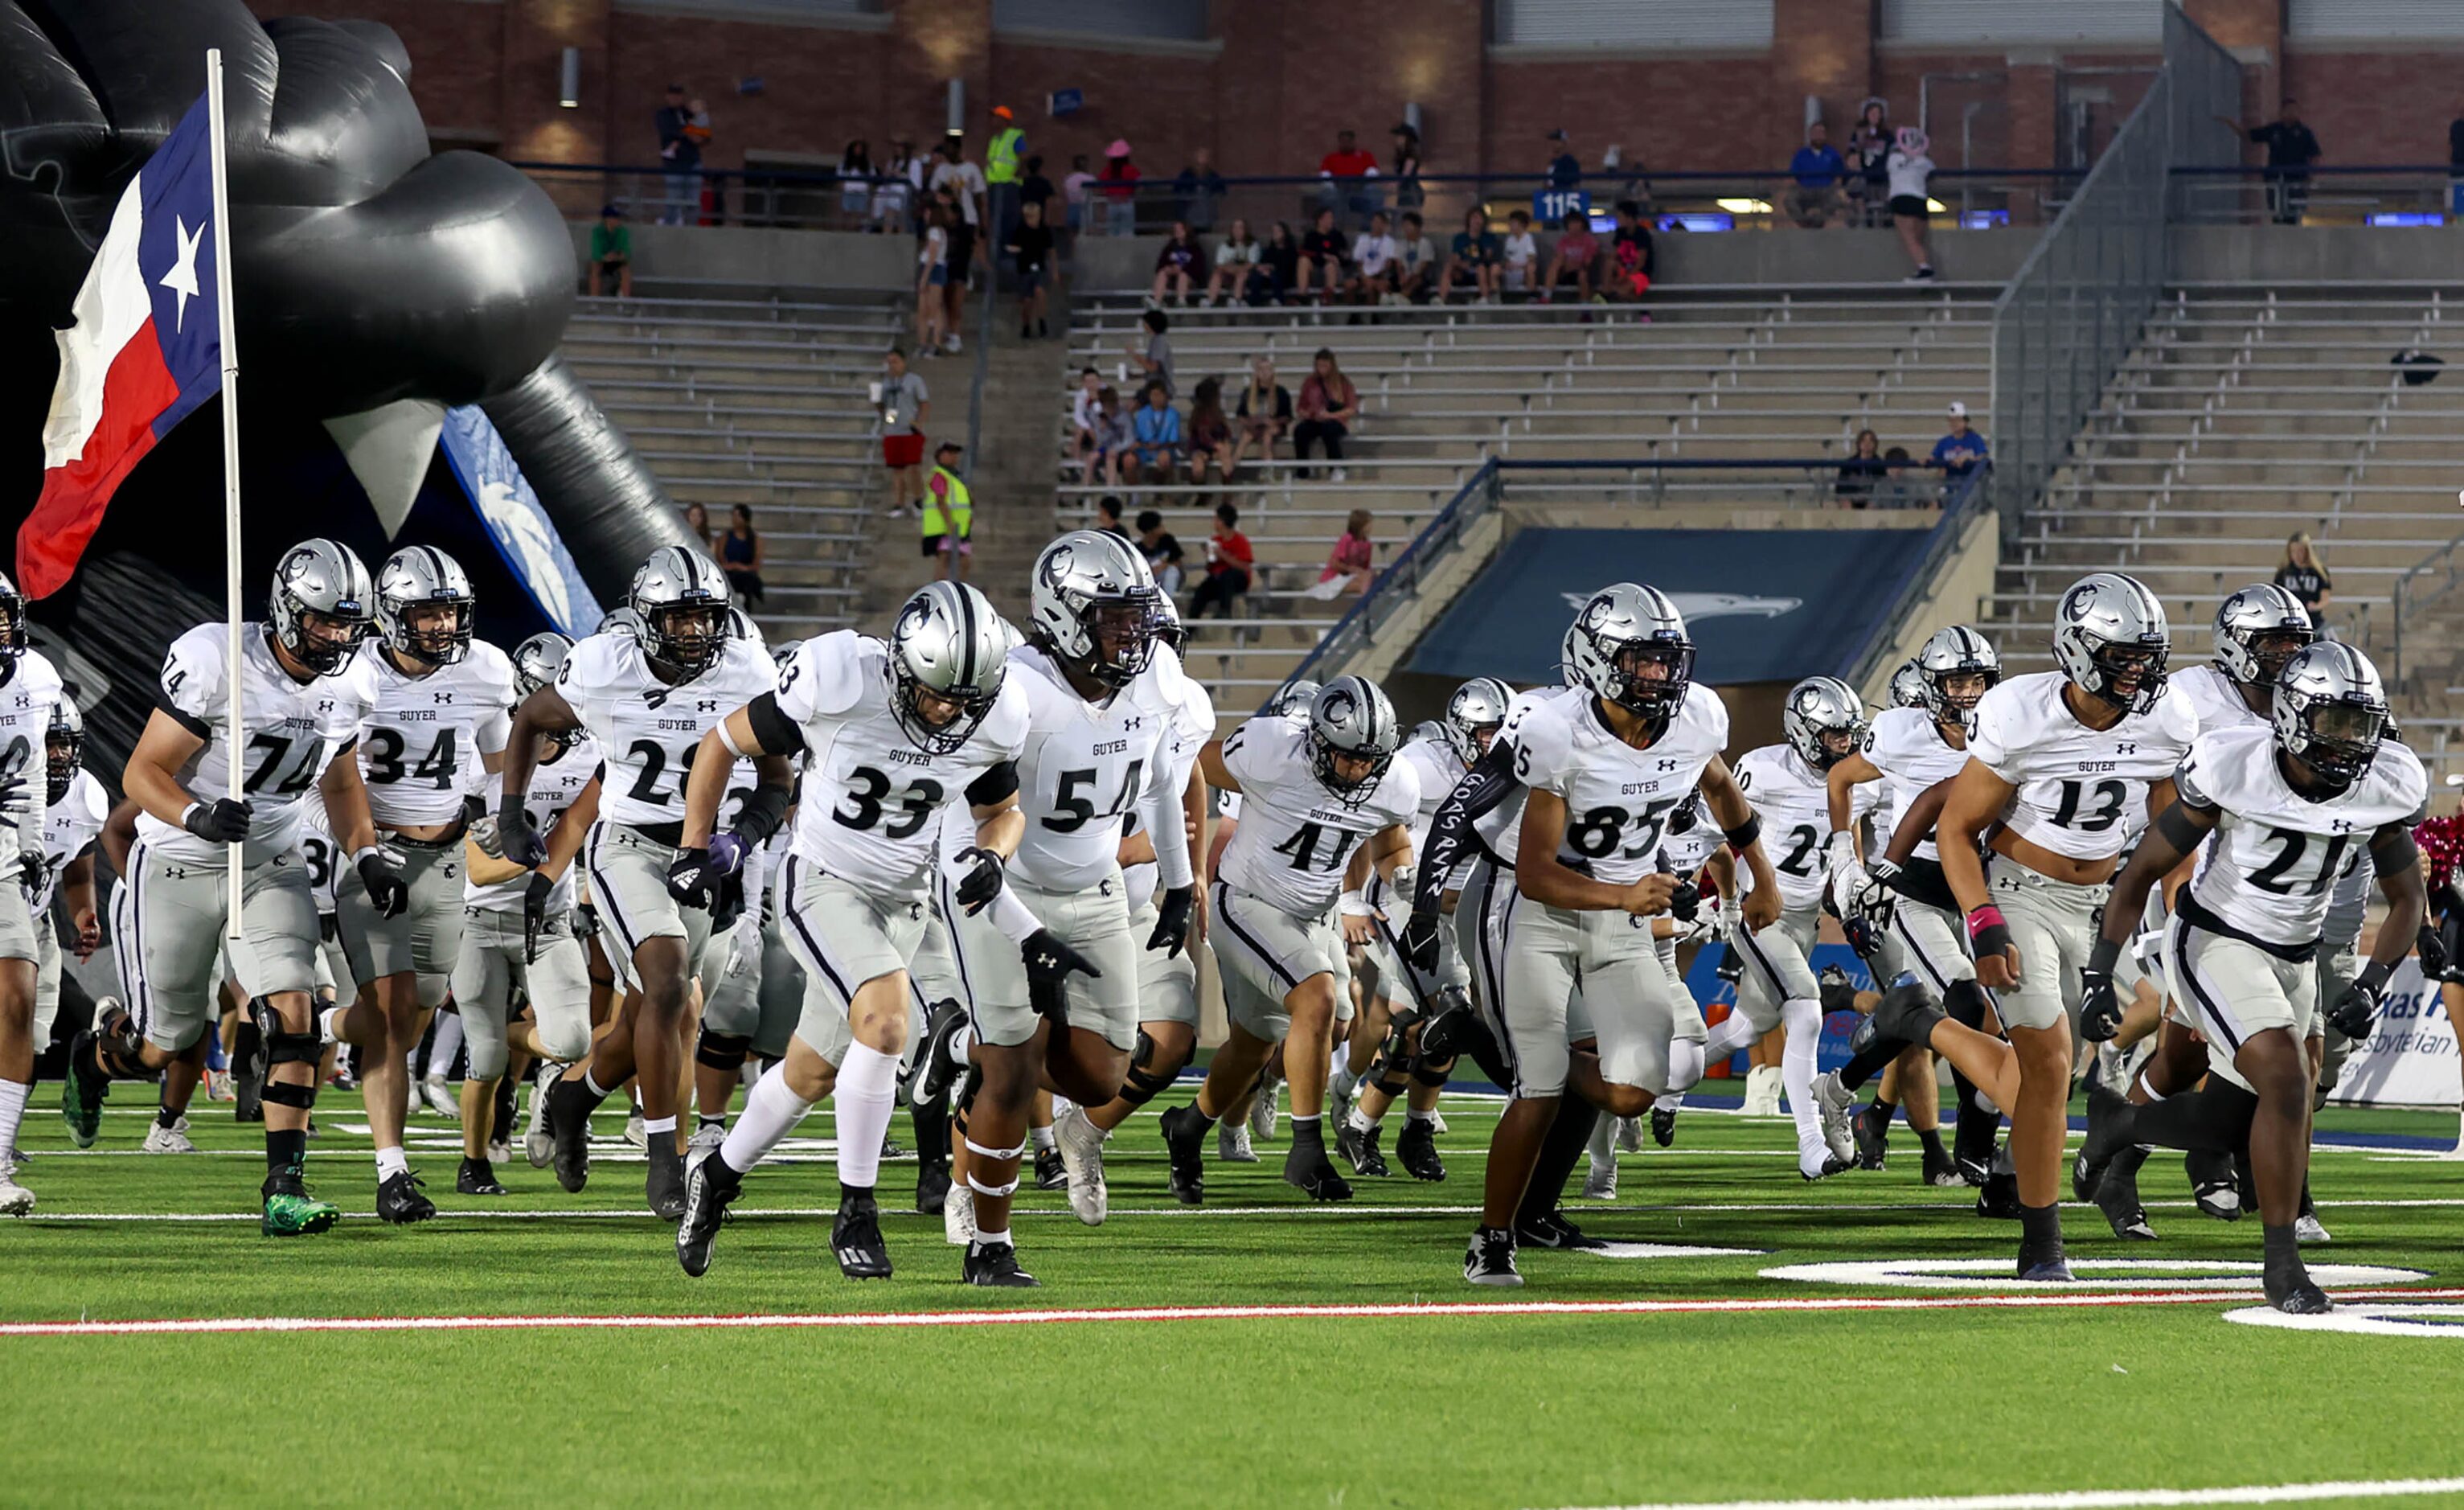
[
  {"xmin": 921, "ymin": 440, "xmax": 974, "ymax": 581},
  {"xmin": 987, "ymin": 105, "xmax": 1025, "ymax": 254}
]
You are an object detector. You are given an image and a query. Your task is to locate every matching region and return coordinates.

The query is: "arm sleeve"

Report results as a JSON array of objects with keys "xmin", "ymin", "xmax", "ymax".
[
  {"xmin": 1412, "ymin": 742, "xmax": 1520, "ymax": 914},
  {"xmin": 1139, "ymin": 747, "xmax": 1193, "ymax": 890}
]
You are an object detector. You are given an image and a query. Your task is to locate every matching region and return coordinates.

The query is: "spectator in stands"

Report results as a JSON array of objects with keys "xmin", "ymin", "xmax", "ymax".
[
  {"xmin": 1542, "ymin": 211, "xmax": 1599, "ymax": 304},
  {"xmin": 1006, "ymin": 198, "xmax": 1055, "ymax": 339},
  {"xmin": 720, "ymin": 504, "xmax": 765, "ymax": 605},
  {"xmin": 1347, "ymin": 211, "xmax": 1400, "ymax": 306},
  {"xmin": 1500, "ymin": 210, "xmax": 1539, "ymax": 298},
  {"xmin": 1071, "ymin": 367, "xmax": 1105, "ymax": 477},
  {"xmin": 1019, "ymin": 154, "xmax": 1056, "ymax": 228},
  {"xmin": 1440, "ymin": 207, "xmax": 1501, "ymax": 303},
  {"xmin": 683, "ymin": 502, "xmax": 715, "ymax": 552},
  {"xmin": 1932, "ymin": 402, "xmax": 1987, "ymax": 483},
  {"xmin": 1888, "ymin": 126, "xmax": 1937, "ymax": 281},
  {"xmin": 1609, "ymin": 201, "xmax": 1654, "ymax": 302},
  {"xmin": 1185, "ymin": 377, "xmax": 1233, "ymax": 486},
  {"xmin": 876, "ymin": 348, "xmax": 931, "ymax": 519},
  {"xmin": 1834, "ymin": 429, "xmax": 1886, "ymax": 507},
  {"xmin": 1259, "ymin": 220, "xmax": 1301, "ymax": 304},
  {"xmin": 1095, "ymin": 494, "xmax": 1132, "ymax": 539},
  {"xmin": 1231, "ymin": 355, "xmax": 1293, "ymax": 473},
  {"xmin": 1094, "ymin": 388, "xmax": 1136, "ymax": 486},
  {"xmin": 838, "ymin": 140, "xmax": 875, "ymax": 224},
  {"xmin": 1318, "ymin": 129, "xmax": 1382, "ymax": 224},
  {"xmin": 1152, "ymin": 220, "xmax": 1206, "ymax": 306},
  {"xmin": 1129, "ymin": 307, "xmax": 1175, "ymax": 400},
  {"xmin": 922, "ymin": 441, "xmax": 973, "ymax": 581},
  {"xmin": 1192, "ymin": 502, "xmax": 1255, "ymax": 619},
  {"xmin": 1314, "ymin": 509, "xmax": 1377, "ymax": 597},
  {"xmin": 1174, "ymin": 148, "xmax": 1226, "ymax": 232},
  {"xmin": 1394, "ymin": 212, "xmax": 1439, "ymax": 302},
  {"xmin": 1546, "ymin": 128, "xmax": 1581, "ymax": 190},
  {"xmin": 1788, "ymin": 121, "xmax": 1848, "ymax": 228},
  {"xmin": 655, "ymin": 84, "xmax": 699, "ymax": 225},
  {"xmin": 1294, "ymin": 347, "xmax": 1359, "ymax": 479},
  {"xmin": 1391, "ymin": 124, "xmax": 1425, "ymax": 218},
  {"xmin": 874, "ymin": 138, "xmax": 916, "ymax": 232},
  {"xmin": 588, "ymin": 205, "xmax": 632, "ymax": 297},
  {"xmin": 932, "ymin": 134, "xmax": 986, "ymax": 349},
  {"xmin": 913, "ymin": 201, "xmax": 949, "ymax": 353},
  {"xmin": 1876, "ymin": 445, "xmax": 1923, "ymax": 510},
  {"xmin": 1136, "ymin": 509, "xmax": 1187, "ymax": 595},
  {"xmin": 1125, "ymin": 381, "xmax": 1184, "ymax": 486},
  {"xmin": 1063, "ymin": 154, "xmax": 1096, "ymax": 237},
  {"xmin": 1298, "ymin": 208, "xmax": 1350, "ymax": 302},
  {"xmin": 2223, "ymin": 101, "xmax": 2323, "ymax": 224},
  {"xmin": 1848, "ymin": 99, "xmax": 1892, "ymax": 226},
  {"xmin": 2451, "ymin": 104, "xmax": 2464, "ymax": 214},
  {"xmin": 986, "ymin": 105, "xmax": 1026, "ymax": 234},
  {"xmin": 1099, "ymin": 140, "xmax": 1141, "ymax": 236},
  {"xmin": 1206, "ymin": 218, "xmax": 1265, "ymax": 306},
  {"xmin": 2274, "ymin": 532, "xmax": 2334, "ymax": 627}
]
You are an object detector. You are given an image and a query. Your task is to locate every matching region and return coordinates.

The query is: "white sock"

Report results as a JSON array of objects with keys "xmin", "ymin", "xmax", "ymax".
[
  {"xmin": 643, "ymin": 1114, "xmax": 677, "ymax": 1136},
  {"xmin": 1347, "ymin": 1106, "xmax": 1377, "ymax": 1134},
  {"xmin": 375, "ymin": 1146, "xmax": 409, "ymax": 1180},
  {"xmin": 1702, "ymin": 1011, "xmax": 1757, "ymax": 1060},
  {"xmin": 0, "ymin": 1077, "xmax": 27, "ymax": 1163},
  {"xmin": 973, "ymin": 1225, "xmax": 1011, "ymax": 1249},
  {"xmin": 1405, "ymin": 1107, "xmax": 1437, "ymax": 1124},
  {"xmin": 719, "ymin": 1064, "xmax": 814, "ymax": 1175},
  {"xmin": 1779, "ymin": 998, "xmax": 1824, "ymax": 1155},
  {"xmin": 1029, "ymin": 1125, "xmax": 1056, "ymax": 1153},
  {"xmin": 584, "ymin": 1066, "xmax": 615, "ymax": 1099},
  {"xmin": 1667, "ymin": 1038, "xmax": 1706, "ymax": 1096},
  {"xmin": 318, "ymin": 1005, "xmax": 345, "ymax": 1044},
  {"xmin": 425, "ymin": 1013, "xmax": 463, "ymax": 1078},
  {"xmin": 834, "ymin": 1043, "xmax": 900, "ymax": 1191},
  {"xmin": 1586, "ymin": 1111, "xmax": 1614, "ymax": 1160},
  {"xmin": 1662, "ymin": 1091, "xmax": 1687, "ymax": 1112}
]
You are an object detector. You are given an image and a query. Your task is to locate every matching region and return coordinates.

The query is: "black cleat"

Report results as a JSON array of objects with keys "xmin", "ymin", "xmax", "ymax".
[
  {"xmin": 1851, "ymin": 1103, "xmax": 1889, "ymax": 1170},
  {"xmin": 59, "ymin": 1032, "xmax": 109, "ymax": 1147},
  {"xmin": 2188, "ymin": 1147, "xmax": 2242, "ymax": 1221},
  {"xmin": 232, "ymin": 1020, "xmax": 266, "ymax": 1123},
  {"xmin": 456, "ymin": 1156, "xmax": 507, "ymax": 1196},
  {"xmin": 1158, "ymin": 1104, "xmax": 1208, "ymax": 1205},
  {"xmin": 2077, "ymin": 1081, "xmax": 2138, "ymax": 1185},
  {"xmin": 1395, "ymin": 1118, "xmax": 1446, "ymax": 1182},
  {"xmin": 2269, "ymin": 1280, "xmax": 2333, "ymax": 1315},
  {"xmin": 1870, "ymin": 976, "xmax": 1948, "ymax": 1053},
  {"xmin": 1975, "ymin": 1170, "xmax": 2023, "ymax": 1220},
  {"xmin": 1921, "ymin": 1145, "xmax": 1962, "ymax": 1188},
  {"xmin": 831, "ymin": 1192, "xmax": 892, "ymax": 1279},
  {"xmin": 1516, "ymin": 1208, "xmax": 1609, "ymax": 1251},
  {"xmin": 2072, "ymin": 1144, "xmax": 2103, "ymax": 1204},
  {"xmin": 1033, "ymin": 1143, "xmax": 1068, "ymax": 1192},
  {"xmin": 375, "ymin": 1170, "xmax": 437, "ymax": 1224},
  {"xmin": 1464, "ymin": 1225, "xmax": 1523, "ymax": 1286},
  {"xmin": 1650, "ymin": 1105, "xmax": 1679, "ymax": 1148},
  {"xmin": 547, "ymin": 1081, "xmax": 593, "ymax": 1194},
  {"xmin": 1337, "ymin": 1121, "xmax": 1389, "ymax": 1176},
  {"xmin": 2093, "ymin": 1161, "xmax": 2159, "ymax": 1241},
  {"xmin": 962, "ymin": 1239, "xmax": 1039, "ymax": 1287},
  {"xmin": 916, "ymin": 1159, "xmax": 951, "ymax": 1217},
  {"xmin": 909, "ymin": 999, "xmax": 969, "ymax": 1111},
  {"xmin": 1282, "ymin": 1143, "xmax": 1354, "ymax": 1202},
  {"xmin": 2018, "ymin": 1257, "xmax": 2077, "ymax": 1282},
  {"xmin": 646, "ymin": 1141, "xmax": 687, "ymax": 1223},
  {"xmin": 676, "ymin": 1156, "xmax": 740, "ymax": 1278}
]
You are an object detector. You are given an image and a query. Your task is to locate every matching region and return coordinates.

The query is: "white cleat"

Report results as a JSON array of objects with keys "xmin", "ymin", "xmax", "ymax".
[
  {"xmin": 1428, "ymin": 1111, "xmax": 1448, "ymax": 1136},
  {"xmin": 942, "ymin": 1184, "xmax": 977, "ymax": 1246},
  {"xmin": 623, "ymin": 1112, "xmax": 648, "ymax": 1151},
  {"xmin": 1052, "ymin": 1106, "xmax": 1109, "ymax": 1227},
  {"xmin": 1743, "ymin": 1065, "xmax": 1785, "ymax": 1116},
  {"xmin": 420, "ymin": 1074, "xmax": 460, "ymax": 1120},
  {"xmin": 2295, "ymin": 1213, "xmax": 2331, "ymax": 1245},
  {"xmin": 1614, "ymin": 1116, "xmax": 1644, "ymax": 1153},
  {"xmin": 525, "ymin": 1062, "xmax": 561, "ymax": 1169},
  {"xmin": 141, "ymin": 1122, "xmax": 196, "ymax": 1155},
  {"xmin": 1248, "ymin": 1085, "xmax": 1277, "ymax": 1142},
  {"xmin": 1809, "ymin": 1070, "xmax": 1859, "ymax": 1164},
  {"xmin": 0, "ymin": 1173, "xmax": 31, "ymax": 1216},
  {"xmin": 1581, "ymin": 1155, "xmax": 1618, "ymax": 1201},
  {"xmin": 687, "ymin": 1122, "xmax": 727, "ymax": 1167},
  {"xmin": 1218, "ymin": 1121, "xmax": 1257, "ymax": 1163}
]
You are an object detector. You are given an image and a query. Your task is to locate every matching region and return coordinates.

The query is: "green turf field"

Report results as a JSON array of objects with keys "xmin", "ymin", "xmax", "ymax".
[{"xmin": 6, "ymin": 1083, "xmax": 2463, "ymax": 1509}]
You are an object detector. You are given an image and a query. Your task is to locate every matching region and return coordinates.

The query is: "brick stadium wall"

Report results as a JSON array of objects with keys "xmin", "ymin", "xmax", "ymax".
[{"xmin": 244, "ymin": 0, "xmax": 2461, "ymax": 183}]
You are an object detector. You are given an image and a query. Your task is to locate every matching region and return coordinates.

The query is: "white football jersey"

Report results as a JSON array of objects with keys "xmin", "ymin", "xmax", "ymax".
[
  {"xmin": 467, "ymin": 735, "xmax": 601, "ymax": 914},
  {"xmin": 296, "ymin": 787, "xmax": 341, "ymax": 915},
  {"xmin": 1125, "ymin": 673, "xmax": 1215, "ymax": 913},
  {"xmin": 34, "ymin": 768, "xmax": 108, "ymax": 912},
  {"xmin": 557, "ymin": 632, "xmax": 776, "ymax": 831},
  {"xmin": 0, "ymin": 650, "xmax": 64, "ymax": 862},
  {"xmin": 2178, "ymin": 723, "xmax": 2427, "ymax": 949},
  {"xmin": 1860, "ymin": 706, "xmax": 1969, "ymax": 861},
  {"xmin": 137, "ymin": 625, "xmax": 370, "ymax": 866},
  {"xmin": 2174, "ymin": 662, "xmax": 2264, "ymax": 733},
  {"xmin": 1735, "ymin": 743, "xmax": 1876, "ymax": 912},
  {"xmin": 776, "ymin": 630, "xmax": 1029, "ymax": 903},
  {"xmin": 1662, "ymin": 817, "xmax": 1720, "ymax": 880},
  {"xmin": 1216, "ymin": 714, "xmax": 1421, "ymax": 917},
  {"xmin": 1511, "ymin": 682, "xmax": 1730, "ymax": 887},
  {"xmin": 351, "ymin": 638, "xmax": 516, "ymax": 827},
  {"xmin": 1471, "ymin": 686, "xmax": 1582, "ymax": 866},
  {"xmin": 1966, "ymin": 671, "xmax": 2198, "ymax": 864},
  {"xmin": 1008, "ymin": 643, "xmax": 1189, "ymax": 893}
]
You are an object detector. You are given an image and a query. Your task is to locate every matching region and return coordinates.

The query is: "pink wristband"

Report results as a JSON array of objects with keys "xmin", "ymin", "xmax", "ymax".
[{"xmin": 1965, "ymin": 904, "xmax": 2007, "ymax": 942}]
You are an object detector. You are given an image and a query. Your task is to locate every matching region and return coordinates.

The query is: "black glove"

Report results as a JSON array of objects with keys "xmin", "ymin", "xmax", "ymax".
[
  {"xmin": 183, "ymin": 798, "xmax": 253, "ymax": 845},
  {"xmin": 1667, "ymin": 877, "xmax": 1701, "ymax": 924},
  {"xmin": 356, "ymin": 847, "xmax": 409, "ymax": 921},
  {"xmin": 576, "ymin": 901, "xmax": 602, "ymax": 945},
  {"xmin": 710, "ymin": 870, "xmax": 748, "ymax": 934},
  {"xmin": 2419, "ymin": 924, "xmax": 2452, "ymax": 984},
  {"xmin": 499, "ymin": 792, "xmax": 544, "ymax": 868},
  {"xmin": 666, "ymin": 847, "xmax": 717, "ymax": 908},
  {"xmin": 952, "ymin": 846, "xmax": 1006, "ymax": 915},
  {"xmin": 1022, "ymin": 927, "xmax": 1102, "ymax": 1022},
  {"xmin": 1146, "ymin": 884, "xmax": 1195, "ymax": 955},
  {"xmin": 2078, "ymin": 967, "xmax": 2122, "ymax": 1043},
  {"xmin": 2327, "ymin": 962, "xmax": 2392, "ymax": 1041},
  {"xmin": 17, "ymin": 852, "xmax": 42, "ymax": 898},
  {"xmin": 523, "ymin": 871, "xmax": 556, "ymax": 963},
  {"xmin": 1397, "ymin": 908, "xmax": 1445, "ymax": 974}
]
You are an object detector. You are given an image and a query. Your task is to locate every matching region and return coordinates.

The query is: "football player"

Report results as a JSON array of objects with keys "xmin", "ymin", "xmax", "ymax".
[{"xmin": 0, "ymin": 585, "xmax": 70, "ymax": 1216}]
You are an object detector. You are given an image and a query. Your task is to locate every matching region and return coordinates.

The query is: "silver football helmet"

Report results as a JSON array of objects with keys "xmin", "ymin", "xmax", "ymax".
[
  {"xmin": 1151, "ymin": 591, "xmax": 1187, "ymax": 654},
  {"xmin": 1265, "ymin": 679, "xmax": 1321, "ymax": 718},
  {"xmin": 1560, "ymin": 622, "xmax": 1585, "ymax": 688},
  {"xmin": 1887, "ymin": 659, "xmax": 1929, "ymax": 709},
  {"xmin": 629, "ymin": 546, "xmax": 730, "ymax": 675},
  {"xmin": 375, "ymin": 547, "xmax": 475, "ymax": 666},
  {"xmin": 2273, "ymin": 642, "xmax": 2388, "ymax": 791},
  {"xmin": 1408, "ymin": 719, "xmax": 1448, "ymax": 748},
  {"xmin": 1442, "ymin": 676, "xmax": 1513, "ymax": 765},
  {"xmin": 1031, "ymin": 530, "xmax": 1161, "ymax": 688},
  {"xmin": 2052, "ymin": 572, "xmax": 2169, "ymax": 714},
  {"xmin": 1782, "ymin": 675, "xmax": 1867, "ymax": 772},
  {"xmin": 1307, "ymin": 675, "xmax": 1400, "ymax": 806},
  {"xmin": 726, "ymin": 606, "xmax": 765, "ymax": 648},
  {"xmin": 2213, "ymin": 584, "xmax": 2313, "ymax": 687},
  {"xmin": 0, "ymin": 568, "xmax": 25, "ymax": 661},
  {"xmin": 598, "ymin": 606, "xmax": 644, "ymax": 641},
  {"xmin": 1915, "ymin": 625, "xmax": 2002, "ymax": 731},
  {"xmin": 1566, "ymin": 583, "xmax": 1693, "ymax": 718},
  {"xmin": 271, "ymin": 539, "xmax": 375, "ymax": 675},
  {"xmin": 45, "ymin": 696, "xmax": 83, "ymax": 805},
  {"xmin": 510, "ymin": 631, "xmax": 573, "ymax": 700},
  {"xmin": 889, "ymin": 581, "xmax": 1012, "ymax": 756},
  {"xmin": 770, "ymin": 637, "xmax": 805, "ymax": 671}
]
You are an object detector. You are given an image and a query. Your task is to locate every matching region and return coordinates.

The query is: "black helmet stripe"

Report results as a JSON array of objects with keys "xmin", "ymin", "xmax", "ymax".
[{"xmin": 953, "ymin": 582, "xmax": 977, "ymax": 687}]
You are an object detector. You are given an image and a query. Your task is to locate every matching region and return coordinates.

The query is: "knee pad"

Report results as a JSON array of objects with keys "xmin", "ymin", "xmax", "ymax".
[
  {"xmin": 1944, "ymin": 979, "xmax": 1993, "ymax": 1032},
  {"xmin": 1133, "ymin": 1028, "xmax": 1158, "ymax": 1069},
  {"xmin": 1120, "ymin": 1064, "xmax": 1176, "ymax": 1106},
  {"xmin": 260, "ymin": 1079, "xmax": 318, "ymax": 1110},
  {"xmin": 265, "ymin": 1028, "xmax": 324, "ymax": 1071},
  {"xmin": 696, "ymin": 1032, "xmax": 752, "ymax": 1073},
  {"xmin": 1409, "ymin": 1057, "xmax": 1450, "ymax": 1089}
]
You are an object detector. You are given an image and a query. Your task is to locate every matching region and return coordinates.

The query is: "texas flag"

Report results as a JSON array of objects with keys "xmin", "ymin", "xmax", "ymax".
[{"xmin": 20, "ymin": 90, "xmax": 223, "ymax": 598}]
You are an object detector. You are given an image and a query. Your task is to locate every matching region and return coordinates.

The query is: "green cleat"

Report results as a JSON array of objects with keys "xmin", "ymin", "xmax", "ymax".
[
  {"xmin": 261, "ymin": 1172, "xmax": 340, "ymax": 1237},
  {"xmin": 59, "ymin": 1032, "xmax": 108, "ymax": 1148}
]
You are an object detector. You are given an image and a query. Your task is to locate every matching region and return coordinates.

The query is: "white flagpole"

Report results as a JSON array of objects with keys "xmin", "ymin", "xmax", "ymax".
[{"xmin": 206, "ymin": 48, "xmax": 245, "ymax": 941}]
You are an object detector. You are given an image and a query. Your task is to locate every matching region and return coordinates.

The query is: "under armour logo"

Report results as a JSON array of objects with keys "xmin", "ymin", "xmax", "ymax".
[
  {"xmin": 2115, "ymin": 742, "xmax": 2138, "ymax": 755},
  {"xmin": 1657, "ymin": 758, "xmax": 1680, "ymax": 771},
  {"xmin": 698, "ymin": 700, "xmax": 720, "ymax": 713},
  {"xmin": 11, "ymin": 695, "xmax": 27, "ymax": 709},
  {"xmin": 433, "ymin": 691, "xmax": 455, "ymax": 704},
  {"xmin": 318, "ymin": 700, "xmax": 336, "ymax": 713},
  {"xmin": 2331, "ymin": 819, "xmax": 2354, "ymax": 834}
]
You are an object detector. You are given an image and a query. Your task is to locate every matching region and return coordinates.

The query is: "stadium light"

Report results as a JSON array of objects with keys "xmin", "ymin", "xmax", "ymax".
[
  {"xmin": 559, "ymin": 47, "xmax": 580, "ymax": 109},
  {"xmin": 1716, "ymin": 197, "xmax": 1773, "ymax": 215}
]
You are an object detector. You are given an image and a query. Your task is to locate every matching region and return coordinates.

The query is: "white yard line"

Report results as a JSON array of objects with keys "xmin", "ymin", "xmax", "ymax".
[{"xmin": 1546, "ymin": 1478, "xmax": 2464, "ymax": 1510}]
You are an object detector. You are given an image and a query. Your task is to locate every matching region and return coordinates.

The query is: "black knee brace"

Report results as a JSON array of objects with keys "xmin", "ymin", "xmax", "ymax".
[
  {"xmin": 696, "ymin": 1032, "xmax": 752, "ymax": 1072},
  {"xmin": 260, "ymin": 1028, "xmax": 322, "ymax": 1110},
  {"xmin": 1410, "ymin": 1057, "xmax": 1451, "ymax": 1089},
  {"xmin": 1133, "ymin": 1028, "xmax": 1158, "ymax": 1069},
  {"xmin": 1120, "ymin": 1064, "xmax": 1176, "ymax": 1106}
]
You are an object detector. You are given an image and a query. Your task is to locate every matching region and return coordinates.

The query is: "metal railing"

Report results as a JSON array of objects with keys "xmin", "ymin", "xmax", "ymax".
[
  {"xmin": 2172, "ymin": 165, "xmax": 2464, "ymax": 228},
  {"xmin": 2392, "ymin": 527, "xmax": 2464, "ymax": 684}
]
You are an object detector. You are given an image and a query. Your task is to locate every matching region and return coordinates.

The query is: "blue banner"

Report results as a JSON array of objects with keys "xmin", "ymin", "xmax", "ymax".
[
  {"xmin": 1405, "ymin": 527, "xmax": 1929, "ymax": 686},
  {"xmin": 436, "ymin": 405, "xmax": 605, "ymax": 638},
  {"xmin": 1533, "ymin": 187, "xmax": 1589, "ymax": 226},
  {"xmin": 1687, "ymin": 942, "xmax": 1870, "ymax": 1074}
]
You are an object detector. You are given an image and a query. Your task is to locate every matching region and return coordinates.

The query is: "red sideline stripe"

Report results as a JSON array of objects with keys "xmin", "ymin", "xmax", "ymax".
[
  {"xmin": 6, "ymin": 1287, "xmax": 2460, "ymax": 1339},
  {"xmin": 18, "ymin": 326, "xmax": 178, "ymax": 598}
]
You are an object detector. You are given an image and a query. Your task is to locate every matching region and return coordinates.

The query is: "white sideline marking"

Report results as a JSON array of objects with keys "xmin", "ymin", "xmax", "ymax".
[
  {"xmin": 1548, "ymin": 1476, "xmax": 2464, "ymax": 1509},
  {"xmin": 2224, "ymin": 1302, "xmax": 2464, "ymax": 1339},
  {"xmin": 6, "ymin": 1286, "xmax": 2459, "ymax": 1340},
  {"xmin": 1760, "ymin": 1258, "xmax": 2430, "ymax": 1292}
]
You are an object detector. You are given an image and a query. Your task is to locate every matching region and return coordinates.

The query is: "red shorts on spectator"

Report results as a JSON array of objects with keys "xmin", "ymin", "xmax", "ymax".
[{"xmin": 884, "ymin": 433, "xmax": 926, "ymax": 468}]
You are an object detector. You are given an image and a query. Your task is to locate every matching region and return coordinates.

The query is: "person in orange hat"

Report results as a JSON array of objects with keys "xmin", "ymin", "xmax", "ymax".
[{"xmin": 987, "ymin": 105, "xmax": 1026, "ymax": 250}]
